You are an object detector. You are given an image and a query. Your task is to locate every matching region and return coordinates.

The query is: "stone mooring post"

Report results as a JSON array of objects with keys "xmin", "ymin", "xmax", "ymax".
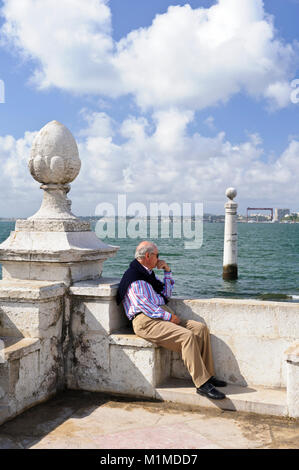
[{"xmin": 222, "ymin": 187, "xmax": 238, "ymax": 280}]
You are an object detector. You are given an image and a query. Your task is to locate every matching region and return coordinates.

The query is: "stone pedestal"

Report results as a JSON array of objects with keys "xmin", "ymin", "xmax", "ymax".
[
  {"xmin": 0, "ymin": 121, "xmax": 118, "ymax": 286},
  {"xmin": 223, "ymin": 188, "xmax": 238, "ymax": 280},
  {"xmin": 0, "ymin": 218, "xmax": 117, "ymax": 286},
  {"xmin": 0, "ymin": 120, "xmax": 119, "ymax": 424}
]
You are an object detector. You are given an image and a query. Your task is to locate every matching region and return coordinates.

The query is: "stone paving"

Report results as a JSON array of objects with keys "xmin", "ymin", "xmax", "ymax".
[{"xmin": 0, "ymin": 390, "xmax": 298, "ymax": 450}]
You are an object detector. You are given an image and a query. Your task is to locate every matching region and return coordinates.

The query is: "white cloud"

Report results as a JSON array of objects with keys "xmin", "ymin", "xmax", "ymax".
[
  {"xmin": 264, "ymin": 81, "xmax": 294, "ymax": 109},
  {"xmin": 115, "ymin": 0, "xmax": 296, "ymax": 110},
  {"xmin": 0, "ymin": 111, "xmax": 298, "ymax": 217},
  {"xmin": 0, "ymin": 130, "xmax": 39, "ymax": 217},
  {"xmin": 1, "ymin": 0, "xmax": 297, "ymax": 110},
  {"xmin": 1, "ymin": 2, "xmax": 298, "ymax": 217},
  {"xmin": 0, "ymin": 0, "xmax": 121, "ymax": 96},
  {"xmin": 72, "ymin": 109, "xmax": 299, "ymax": 212},
  {"xmin": 0, "ymin": 131, "xmax": 36, "ymax": 188}
]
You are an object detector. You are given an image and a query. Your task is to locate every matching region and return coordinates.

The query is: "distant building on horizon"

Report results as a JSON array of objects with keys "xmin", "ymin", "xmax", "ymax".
[{"xmin": 273, "ymin": 208, "xmax": 290, "ymax": 222}]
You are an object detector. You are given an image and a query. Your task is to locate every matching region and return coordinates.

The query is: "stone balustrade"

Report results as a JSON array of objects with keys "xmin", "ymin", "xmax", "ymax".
[{"xmin": 1, "ymin": 279, "xmax": 298, "ymax": 422}]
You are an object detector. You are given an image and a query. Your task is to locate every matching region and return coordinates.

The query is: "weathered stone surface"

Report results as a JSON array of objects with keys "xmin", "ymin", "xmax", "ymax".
[
  {"xmin": 0, "ymin": 231, "xmax": 117, "ymax": 259},
  {"xmin": 71, "ymin": 301, "xmax": 127, "ymax": 337},
  {"xmin": 68, "ymin": 281, "xmax": 160, "ymax": 396},
  {"xmin": 28, "ymin": 121, "xmax": 81, "ymax": 221},
  {"xmin": 0, "ymin": 231, "xmax": 118, "ymax": 284},
  {"xmin": 108, "ymin": 344, "xmax": 157, "ymax": 397},
  {"xmin": 70, "ymin": 279, "xmax": 127, "ymax": 341},
  {"xmin": 0, "ymin": 280, "xmax": 66, "ymax": 300},
  {"xmin": 2, "ymin": 338, "xmax": 40, "ymax": 361},
  {"xmin": 168, "ymin": 298, "xmax": 298, "ymax": 388},
  {"xmin": 28, "ymin": 120, "xmax": 81, "ymax": 186},
  {"xmin": 0, "ymin": 303, "xmax": 63, "ymax": 339},
  {"xmin": 285, "ymin": 342, "xmax": 299, "ymax": 418},
  {"xmin": 1, "ymin": 261, "xmax": 106, "ymax": 287},
  {"xmin": 15, "ymin": 219, "xmax": 91, "ymax": 232},
  {"xmin": 0, "ymin": 281, "xmax": 66, "ymax": 338},
  {"xmin": 0, "ymin": 121, "xmax": 119, "ymax": 285},
  {"xmin": 0, "ymin": 336, "xmax": 63, "ymax": 425},
  {"xmin": 68, "ymin": 294, "xmax": 171, "ymax": 398},
  {"xmin": 0, "ymin": 281, "xmax": 66, "ymax": 424},
  {"xmin": 285, "ymin": 342, "xmax": 299, "ymax": 363},
  {"xmin": 70, "ymin": 277, "xmax": 121, "ymax": 298}
]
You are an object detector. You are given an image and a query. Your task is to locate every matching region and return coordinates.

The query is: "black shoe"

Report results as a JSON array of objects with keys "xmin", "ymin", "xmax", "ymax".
[
  {"xmin": 208, "ymin": 376, "xmax": 227, "ymax": 387},
  {"xmin": 196, "ymin": 382, "xmax": 226, "ymax": 400}
]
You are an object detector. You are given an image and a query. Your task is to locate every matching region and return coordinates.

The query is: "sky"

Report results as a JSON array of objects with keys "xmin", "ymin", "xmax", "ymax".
[{"xmin": 0, "ymin": 0, "xmax": 298, "ymax": 217}]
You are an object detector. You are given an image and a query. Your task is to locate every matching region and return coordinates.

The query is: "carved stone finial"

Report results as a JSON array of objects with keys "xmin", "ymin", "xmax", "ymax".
[
  {"xmin": 225, "ymin": 187, "xmax": 237, "ymax": 201},
  {"xmin": 29, "ymin": 120, "xmax": 81, "ymax": 184},
  {"xmin": 28, "ymin": 121, "xmax": 81, "ymax": 220}
]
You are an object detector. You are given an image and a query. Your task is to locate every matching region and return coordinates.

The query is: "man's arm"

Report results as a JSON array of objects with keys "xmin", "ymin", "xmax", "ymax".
[
  {"xmin": 155, "ymin": 260, "xmax": 180, "ymax": 324},
  {"xmin": 156, "ymin": 259, "xmax": 174, "ymax": 298},
  {"xmin": 128, "ymin": 280, "xmax": 172, "ymax": 321}
]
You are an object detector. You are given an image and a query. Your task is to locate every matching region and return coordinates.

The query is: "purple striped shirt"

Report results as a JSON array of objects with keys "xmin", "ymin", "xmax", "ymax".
[{"xmin": 122, "ymin": 270, "xmax": 175, "ymax": 321}]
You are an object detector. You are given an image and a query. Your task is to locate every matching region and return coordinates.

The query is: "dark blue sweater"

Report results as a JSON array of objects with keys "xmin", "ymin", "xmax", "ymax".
[{"xmin": 116, "ymin": 258, "xmax": 167, "ymax": 305}]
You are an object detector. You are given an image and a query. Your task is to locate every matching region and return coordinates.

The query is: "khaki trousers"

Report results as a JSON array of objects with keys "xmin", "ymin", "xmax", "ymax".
[{"xmin": 132, "ymin": 305, "xmax": 215, "ymax": 388}]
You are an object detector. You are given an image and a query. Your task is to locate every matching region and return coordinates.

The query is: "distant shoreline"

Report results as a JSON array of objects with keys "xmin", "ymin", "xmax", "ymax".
[{"xmin": 0, "ymin": 217, "xmax": 298, "ymax": 224}]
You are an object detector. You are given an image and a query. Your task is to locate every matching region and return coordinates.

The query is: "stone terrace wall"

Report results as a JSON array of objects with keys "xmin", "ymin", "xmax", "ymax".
[{"xmin": 168, "ymin": 297, "xmax": 299, "ymax": 388}]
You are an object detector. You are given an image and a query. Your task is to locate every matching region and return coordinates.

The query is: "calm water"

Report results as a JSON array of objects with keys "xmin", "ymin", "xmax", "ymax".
[{"xmin": 0, "ymin": 220, "xmax": 298, "ymax": 301}]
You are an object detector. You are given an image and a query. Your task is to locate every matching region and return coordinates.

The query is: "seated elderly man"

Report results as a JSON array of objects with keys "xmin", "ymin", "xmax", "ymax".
[{"xmin": 117, "ymin": 240, "xmax": 227, "ymax": 400}]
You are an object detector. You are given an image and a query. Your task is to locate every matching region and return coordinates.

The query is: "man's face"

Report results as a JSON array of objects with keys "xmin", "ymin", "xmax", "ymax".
[{"xmin": 146, "ymin": 249, "xmax": 159, "ymax": 270}]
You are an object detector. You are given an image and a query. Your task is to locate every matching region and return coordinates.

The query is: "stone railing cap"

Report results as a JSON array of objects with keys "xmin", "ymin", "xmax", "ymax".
[
  {"xmin": 0, "ymin": 280, "xmax": 66, "ymax": 301},
  {"xmin": 69, "ymin": 277, "xmax": 120, "ymax": 297}
]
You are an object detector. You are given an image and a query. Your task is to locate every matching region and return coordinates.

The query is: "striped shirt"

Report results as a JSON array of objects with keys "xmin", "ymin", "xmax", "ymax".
[{"xmin": 122, "ymin": 270, "xmax": 175, "ymax": 321}]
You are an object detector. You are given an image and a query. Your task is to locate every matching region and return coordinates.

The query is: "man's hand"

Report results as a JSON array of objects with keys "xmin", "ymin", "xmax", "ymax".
[
  {"xmin": 156, "ymin": 259, "xmax": 171, "ymax": 272},
  {"xmin": 170, "ymin": 313, "xmax": 181, "ymax": 325}
]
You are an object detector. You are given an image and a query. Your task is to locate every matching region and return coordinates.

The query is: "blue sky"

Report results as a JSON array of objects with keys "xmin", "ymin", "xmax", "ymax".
[{"xmin": 0, "ymin": 0, "xmax": 298, "ymax": 217}]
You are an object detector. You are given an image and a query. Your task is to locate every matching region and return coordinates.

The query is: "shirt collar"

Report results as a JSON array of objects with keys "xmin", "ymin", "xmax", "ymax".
[{"xmin": 143, "ymin": 265, "xmax": 152, "ymax": 274}]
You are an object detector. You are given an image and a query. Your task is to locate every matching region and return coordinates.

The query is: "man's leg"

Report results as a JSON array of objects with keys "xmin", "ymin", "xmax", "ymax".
[
  {"xmin": 159, "ymin": 305, "xmax": 226, "ymax": 396},
  {"xmin": 180, "ymin": 319, "xmax": 215, "ymax": 378},
  {"xmin": 161, "ymin": 304, "xmax": 215, "ymax": 377},
  {"xmin": 132, "ymin": 313, "xmax": 211, "ymax": 388}
]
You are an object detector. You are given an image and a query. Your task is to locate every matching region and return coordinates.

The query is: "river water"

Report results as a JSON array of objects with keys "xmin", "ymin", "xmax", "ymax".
[{"xmin": 0, "ymin": 220, "xmax": 298, "ymax": 301}]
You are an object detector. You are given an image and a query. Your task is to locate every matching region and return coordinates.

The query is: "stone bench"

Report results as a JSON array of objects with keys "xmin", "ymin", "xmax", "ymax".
[
  {"xmin": 68, "ymin": 279, "xmax": 188, "ymax": 398},
  {"xmin": 67, "ymin": 322, "xmax": 171, "ymax": 398},
  {"xmin": 107, "ymin": 328, "xmax": 171, "ymax": 397}
]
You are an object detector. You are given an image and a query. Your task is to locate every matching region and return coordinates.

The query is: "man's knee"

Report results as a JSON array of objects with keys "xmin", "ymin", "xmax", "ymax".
[
  {"xmin": 199, "ymin": 323, "xmax": 211, "ymax": 340},
  {"xmin": 181, "ymin": 329, "xmax": 197, "ymax": 345},
  {"xmin": 185, "ymin": 320, "xmax": 209, "ymax": 334}
]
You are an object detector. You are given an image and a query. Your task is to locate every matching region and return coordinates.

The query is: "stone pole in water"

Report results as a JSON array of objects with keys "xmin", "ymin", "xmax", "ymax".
[{"xmin": 222, "ymin": 187, "xmax": 238, "ymax": 280}]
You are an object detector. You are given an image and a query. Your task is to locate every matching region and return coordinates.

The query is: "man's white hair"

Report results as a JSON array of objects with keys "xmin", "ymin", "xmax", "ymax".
[{"xmin": 135, "ymin": 242, "xmax": 158, "ymax": 260}]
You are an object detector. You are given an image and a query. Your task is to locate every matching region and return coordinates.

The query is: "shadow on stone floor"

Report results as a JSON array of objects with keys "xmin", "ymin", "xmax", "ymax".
[
  {"xmin": 0, "ymin": 390, "xmax": 159, "ymax": 449},
  {"xmin": 0, "ymin": 389, "xmax": 298, "ymax": 450}
]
